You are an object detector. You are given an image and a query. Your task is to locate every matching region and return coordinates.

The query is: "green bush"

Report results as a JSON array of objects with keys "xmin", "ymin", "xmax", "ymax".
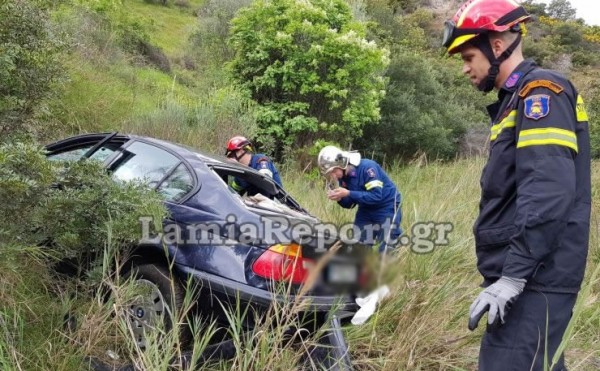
[
  {"xmin": 356, "ymin": 49, "xmax": 489, "ymax": 161},
  {"xmin": 0, "ymin": 142, "xmax": 166, "ymax": 263},
  {"xmin": 228, "ymin": 0, "xmax": 389, "ymax": 158},
  {"xmin": 0, "ymin": 0, "xmax": 66, "ymax": 141}
]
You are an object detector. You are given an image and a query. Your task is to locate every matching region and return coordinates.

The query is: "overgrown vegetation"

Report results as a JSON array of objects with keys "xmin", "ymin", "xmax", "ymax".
[
  {"xmin": 0, "ymin": 142, "xmax": 166, "ymax": 266},
  {"xmin": 228, "ymin": 0, "xmax": 389, "ymax": 158},
  {"xmin": 1, "ymin": 0, "xmax": 599, "ymax": 369},
  {"xmin": 0, "ymin": 0, "xmax": 66, "ymax": 141}
]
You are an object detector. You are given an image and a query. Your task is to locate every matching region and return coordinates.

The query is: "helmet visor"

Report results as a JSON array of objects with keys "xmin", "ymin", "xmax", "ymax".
[
  {"xmin": 319, "ymin": 155, "xmax": 348, "ymax": 175},
  {"xmin": 442, "ymin": 20, "xmax": 486, "ymax": 53},
  {"xmin": 442, "ymin": 20, "xmax": 456, "ymax": 48}
]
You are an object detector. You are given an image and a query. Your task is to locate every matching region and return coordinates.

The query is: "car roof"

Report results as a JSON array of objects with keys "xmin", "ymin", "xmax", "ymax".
[
  {"xmin": 46, "ymin": 132, "xmax": 309, "ymax": 217},
  {"xmin": 46, "ymin": 132, "xmax": 253, "ymax": 172}
]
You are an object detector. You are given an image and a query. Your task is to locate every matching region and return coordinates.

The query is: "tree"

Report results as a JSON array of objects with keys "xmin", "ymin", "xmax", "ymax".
[
  {"xmin": 546, "ymin": 0, "xmax": 576, "ymax": 21},
  {"xmin": 0, "ymin": 0, "xmax": 66, "ymax": 140},
  {"xmin": 521, "ymin": 0, "xmax": 547, "ymax": 18},
  {"xmin": 228, "ymin": 0, "xmax": 388, "ymax": 156},
  {"xmin": 356, "ymin": 49, "xmax": 485, "ymax": 161}
]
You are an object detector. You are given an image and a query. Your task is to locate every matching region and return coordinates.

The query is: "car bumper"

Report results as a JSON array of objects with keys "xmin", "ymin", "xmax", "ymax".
[{"xmin": 179, "ymin": 265, "xmax": 359, "ymax": 315}]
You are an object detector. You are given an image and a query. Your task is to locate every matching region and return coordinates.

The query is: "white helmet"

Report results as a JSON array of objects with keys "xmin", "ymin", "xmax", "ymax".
[{"xmin": 317, "ymin": 145, "xmax": 361, "ymax": 175}]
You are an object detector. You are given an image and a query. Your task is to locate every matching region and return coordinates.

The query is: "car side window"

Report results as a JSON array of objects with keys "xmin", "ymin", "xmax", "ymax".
[
  {"xmin": 157, "ymin": 163, "xmax": 194, "ymax": 202},
  {"xmin": 48, "ymin": 140, "xmax": 123, "ymax": 163},
  {"xmin": 111, "ymin": 141, "xmax": 180, "ymax": 186},
  {"xmin": 48, "ymin": 146, "xmax": 93, "ymax": 161},
  {"xmin": 88, "ymin": 144, "xmax": 119, "ymax": 162}
]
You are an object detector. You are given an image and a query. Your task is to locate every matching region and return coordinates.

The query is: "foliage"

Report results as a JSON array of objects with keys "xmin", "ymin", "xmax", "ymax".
[
  {"xmin": 356, "ymin": 49, "xmax": 488, "ymax": 161},
  {"xmin": 583, "ymin": 25, "xmax": 600, "ymax": 44},
  {"xmin": 387, "ymin": 0, "xmax": 421, "ymax": 14},
  {"xmin": 521, "ymin": 0, "xmax": 547, "ymax": 18},
  {"xmin": 0, "ymin": 142, "xmax": 166, "ymax": 262},
  {"xmin": 0, "ymin": 0, "xmax": 66, "ymax": 141},
  {"xmin": 583, "ymin": 85, "xmax": 600, "ymax": 158},
  {"xmin": 188, "ymin": 0, "xmax": 252, "ymax": 67},
  {"xmin": 124, "ymin": 86, "xmax": 258, "ymax": 154},
  {"xmin": 66, "ymin": 0, "xmax": 159, "ymax": 64},
  {"xmin": 228, "ymin": 0, "xmax": 389, "ymax": 157},
  {"xmin": 546, "ymin": 0, "xmax": 576, "ymax": 21}
]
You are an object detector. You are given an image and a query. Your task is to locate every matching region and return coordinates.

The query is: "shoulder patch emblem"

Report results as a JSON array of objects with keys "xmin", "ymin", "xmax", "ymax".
[
  {"xmin": 504, "ymin": 72, "xmax": 522, "ymax": 89},
  {"xmin": 524, "ymin": 94, "xmax": 550, "ymax": 120},
  {"xmin": 366, "ymin": 168, "xmax": 376, "ymax": 178},
  {"xmin": 519, "ymin": 80, "xmax": 564, "ymax": 98}
]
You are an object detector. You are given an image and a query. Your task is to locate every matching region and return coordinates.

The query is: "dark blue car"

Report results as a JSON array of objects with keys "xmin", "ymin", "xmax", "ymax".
[{"xmin": 46, "ymin": 132, "xmax": 367, "ymax": 359}]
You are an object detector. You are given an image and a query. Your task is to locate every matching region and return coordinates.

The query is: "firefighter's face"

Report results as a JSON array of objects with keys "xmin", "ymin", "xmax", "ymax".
[
  {"xmin": 459, "ymin": 45, "xmax": 490, "ymax": 88},
  {"xmin": 328, "ymin": 167, "xmax": 344, "ymax": 181}
]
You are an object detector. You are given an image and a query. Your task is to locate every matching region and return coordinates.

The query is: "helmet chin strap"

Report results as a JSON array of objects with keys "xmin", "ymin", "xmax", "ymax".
[
  {"xmin": 474, "ymin": 33, "xmax": 522, "ymax": 93},
  {"xmin": 230, "ymin": 150, "xmax": 248, "ymax": 162}
]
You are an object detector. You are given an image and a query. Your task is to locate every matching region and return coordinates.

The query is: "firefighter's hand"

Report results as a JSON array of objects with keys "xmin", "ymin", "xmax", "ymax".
[
  {"xmin": 468, "ymin": 276, "xmax": 526, "ymax": 332},
  {"xmin": 327, "ymin": 188, "xmax": 349, "ymax": 201}
]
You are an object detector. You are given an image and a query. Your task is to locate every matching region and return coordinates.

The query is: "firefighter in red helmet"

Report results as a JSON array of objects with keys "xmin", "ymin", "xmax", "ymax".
[
  {"xmin": 443, "ymin": 1, "xmax": 591, "ymax": 370},
  {"xmin": 225, "ymin": 136, "xmax": 283, "ymax": 193}
]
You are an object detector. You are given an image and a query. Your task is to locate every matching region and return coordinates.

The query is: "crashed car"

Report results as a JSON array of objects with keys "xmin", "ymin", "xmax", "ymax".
[{"xmin": 45, "ymin": 132, "xmax": 368, "ymax": 363}]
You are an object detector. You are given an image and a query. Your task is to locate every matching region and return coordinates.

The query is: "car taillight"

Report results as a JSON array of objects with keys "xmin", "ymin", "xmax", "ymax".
[{"xmin": 252, "ymin": 243, "xmax": 315, "ymax": 284}]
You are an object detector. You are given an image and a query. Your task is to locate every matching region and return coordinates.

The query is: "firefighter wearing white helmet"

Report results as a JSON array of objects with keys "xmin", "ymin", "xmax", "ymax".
[{"xmin": 318, "ymin": 145, "xmax": 402, "ymax": 252}]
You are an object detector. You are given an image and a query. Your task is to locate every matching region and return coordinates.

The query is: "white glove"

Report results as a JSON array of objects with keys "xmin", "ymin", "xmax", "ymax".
[
  {"xmin": 468, "ymin": 276, "xmax": 526, "ymax": 331},
  {"xmin": 351, "ymin": 285, "xmax": 390, "ymax": 325}
]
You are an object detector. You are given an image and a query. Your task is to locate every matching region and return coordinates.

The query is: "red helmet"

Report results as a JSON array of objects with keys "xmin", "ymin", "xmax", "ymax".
[
  {"xmin": 225, "ymin": 136, "xmax": 253, "ymax": 157},
  {"xmin": 443, "ymin": 0, "xmax": 531, "ymax": 55}
]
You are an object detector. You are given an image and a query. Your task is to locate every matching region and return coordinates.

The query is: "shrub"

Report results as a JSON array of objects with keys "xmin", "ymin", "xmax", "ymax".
[
  {"xmin": 355, "ymin": 49, "xmax": 489, "ymax": 161},
  {"xmin": 228, "ymin": 0, "xmax": 389, "ymax": 158},
  {"xmin": 0, "ymin": 0, "xmax": 66, "ymax": 141},
  {"xmin": 0, "ymin": 142, "xmax": 166, "ymax": 263}
]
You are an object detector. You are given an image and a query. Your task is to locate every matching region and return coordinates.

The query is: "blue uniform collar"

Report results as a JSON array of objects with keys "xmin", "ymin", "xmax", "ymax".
[
  {"xmin": 487, "ymin": 59, "xmax": 538, "ymax": 120},
  {"xmin": 500, "ymin": 59, "xmax": 537, "ymax": 95},
  {"xmin": 343, "ymin": 165, "xmax": 357, "ymax": 179}
]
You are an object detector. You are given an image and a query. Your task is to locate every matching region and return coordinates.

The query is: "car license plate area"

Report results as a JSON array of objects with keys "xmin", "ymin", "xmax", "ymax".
[{"xmin": 326, "ymin": 263, "xmax": 358, "ymax": 284}]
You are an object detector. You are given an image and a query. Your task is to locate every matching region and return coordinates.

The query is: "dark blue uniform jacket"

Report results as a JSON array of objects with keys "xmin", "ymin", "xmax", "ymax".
[
  {"xmin": 232, "ymin": 154, "xmax": 282, "ymax": 194},
  {"xmin": 337, "ymin": 159, "xmax": 402, "ymax": 243},
  {"xmin": 474, "ymin": 59, "xmax": 591, "ymax": 293}
]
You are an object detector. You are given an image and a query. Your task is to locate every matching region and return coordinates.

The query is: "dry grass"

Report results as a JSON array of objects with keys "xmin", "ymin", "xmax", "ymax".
[{"xmin": 1, "ymin": 158, "xmax": 598, "ymax": 370}]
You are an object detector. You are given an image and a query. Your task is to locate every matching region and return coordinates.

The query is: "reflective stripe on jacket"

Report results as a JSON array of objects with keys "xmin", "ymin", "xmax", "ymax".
[{"xmin": 474, "ymin": 59, "xmax": 591, "ymax": 293}]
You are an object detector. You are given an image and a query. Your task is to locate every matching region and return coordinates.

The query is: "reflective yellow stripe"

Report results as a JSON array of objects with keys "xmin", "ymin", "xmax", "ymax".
[
  {"xmin": 517, "ymin": 127, "xmax": 578, "ymax": 152},
  {"xmin": 365, "ymin": 180, "xmax": 383, "ymax": 190},
  {"xmin": 490, "ymin": 110, "xmax": 517, "ymax": 141},
  {"xmin": 231, "ymin": 180, "xmax": 244, "ymax": 192},
  {"xmin": 576, "ymin": 94, "xmax": 588, "ymax": 122}
]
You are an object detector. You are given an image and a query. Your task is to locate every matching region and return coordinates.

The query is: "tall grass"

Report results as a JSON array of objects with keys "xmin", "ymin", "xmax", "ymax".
[
  {"xmin": 121, "ymin": 86, "xmax": 258, "ymax": 153},
  {"xmin": 0, "ymin": 159, "xmax": 598, "ymax": 370},
  {"xmin": 6, "ymin": 0, "xmax": 598, "ymax": 368},
  {"xmin": 284, "ymin": 158, "xmax": 600, "ymax": 370}
]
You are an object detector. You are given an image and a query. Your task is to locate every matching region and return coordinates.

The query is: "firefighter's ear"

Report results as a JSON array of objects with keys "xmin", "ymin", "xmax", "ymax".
[{"xmin": 491, "ymin": 38, "xmax": 503, "ymax": 58}]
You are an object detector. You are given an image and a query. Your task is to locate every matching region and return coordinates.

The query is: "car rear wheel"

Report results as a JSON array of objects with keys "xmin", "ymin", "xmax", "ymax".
[{"xmin": 123, "ymin": 264, "xmax": 191, "ymax": 349}]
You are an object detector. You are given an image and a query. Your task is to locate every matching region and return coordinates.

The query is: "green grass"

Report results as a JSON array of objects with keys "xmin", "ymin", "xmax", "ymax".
[
  {"xmin": 124, "ymin": 0, "xmax": 205, "ymax": 57},
  {"xmin": 1, "ymin": 159, "xmax": 598, "ymax": 370},
  {"xmin": 6, "ymin": 0, "xmax": 597, "ymax": 369},
  {"xmin": 284, "ymin": 158, "xmax": 600, "ymax": 370}
]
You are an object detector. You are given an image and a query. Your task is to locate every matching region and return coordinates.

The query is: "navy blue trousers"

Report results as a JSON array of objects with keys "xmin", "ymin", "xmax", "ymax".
[{"xmin": 479, "ymin": 290, "xmax": 578, "ymax": 371}]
